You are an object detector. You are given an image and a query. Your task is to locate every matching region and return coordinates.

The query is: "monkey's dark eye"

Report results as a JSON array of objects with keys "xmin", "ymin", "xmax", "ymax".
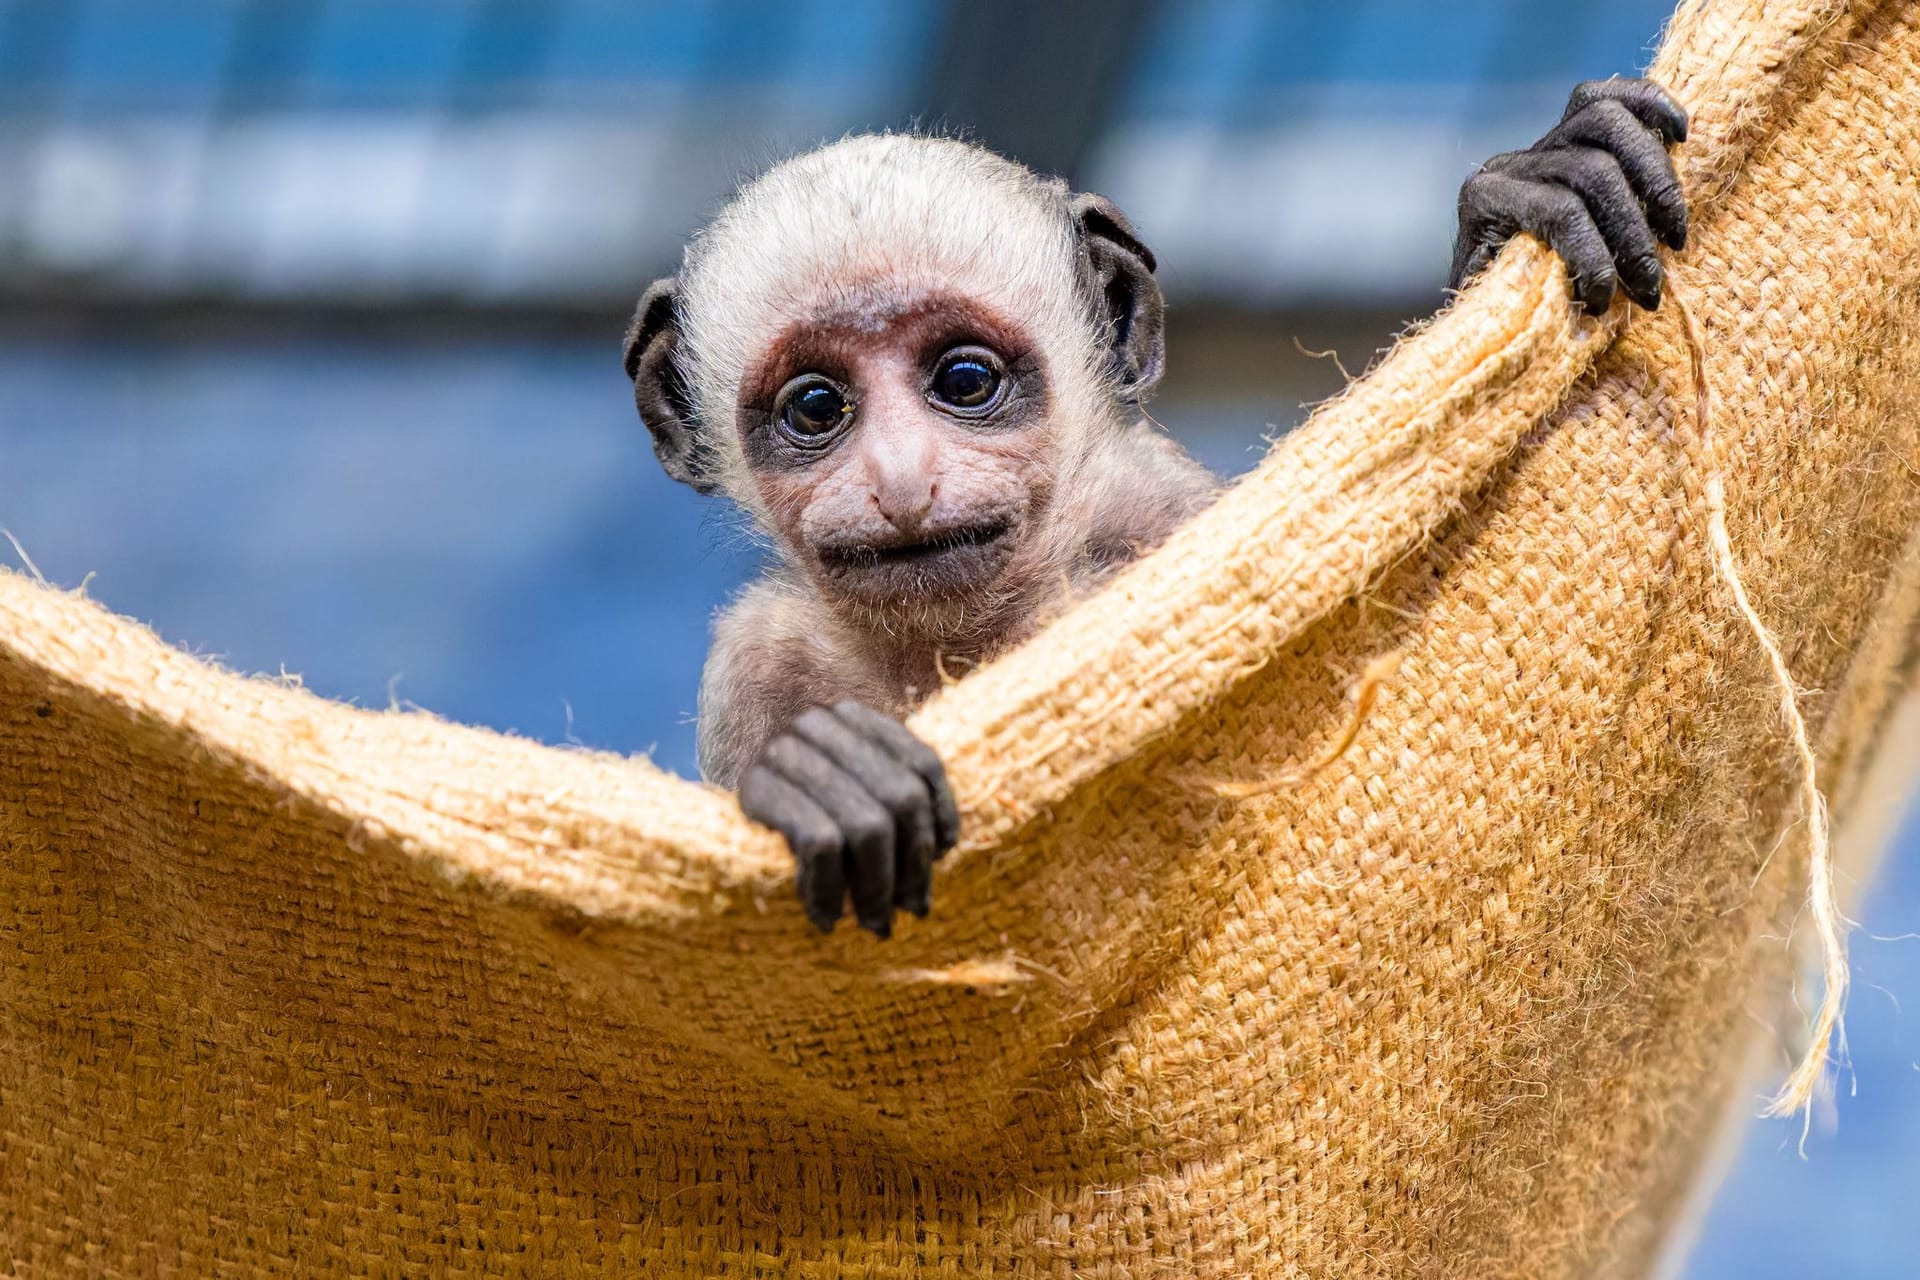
[
  {"xmin": 929, "ymin": 348, "xmax": 1004, "ymax": 413},
  {"xmin": 776, "ymin": 375, "xmax": 852, "ymax": 444}
]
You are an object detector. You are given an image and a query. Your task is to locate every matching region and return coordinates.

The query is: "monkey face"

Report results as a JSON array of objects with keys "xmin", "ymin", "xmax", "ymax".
[
  {"xmin": 736, "ymin": 293, "xmax": 1057, "ymax": 617},
  {"xmin": 625, "ymin": 136, "xmax": 1173, "ymax": 647}
]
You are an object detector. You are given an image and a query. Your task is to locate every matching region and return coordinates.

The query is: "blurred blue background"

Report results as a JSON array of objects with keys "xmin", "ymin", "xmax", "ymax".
[{"xmin": 0, "ymin": 1, "xmax": 1912, "ymax": 1272}]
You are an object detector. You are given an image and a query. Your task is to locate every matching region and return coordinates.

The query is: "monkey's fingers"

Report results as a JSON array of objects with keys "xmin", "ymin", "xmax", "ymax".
[
  {"xmin": 1542, "ymin": 96, "xmax": 1689, "ymax": 251},
  {"xmin": 762, "ymin": 732, "xmax": 899, "ymax": 938},
  {"xmin": 1563, "ymin": 78, "xmax": 1689, "ymax": 147},
  {"xmin": 1456, "ymin": 170, "xmax": 1620, "ymax": 314},
  {"xmin": 791, "ymin": 705, "xmax": 939, "ymax": 917},
  {"xmin": 739, "ymin": 764, "xmax": 847, "ymax": 934},
  {"xmin": 833, "ymin": 700, "xmax": 962, "ymax": 854},
  {"xmin": 1448, "ymin": 231, "xmax": 1499, "ymax": 295},
  {"xmin": 1487, "ymin": 148, "xmax": 1667, "ymax": 310}
]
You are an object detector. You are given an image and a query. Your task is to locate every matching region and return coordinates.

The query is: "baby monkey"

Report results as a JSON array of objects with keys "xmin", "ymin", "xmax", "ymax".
[{"xmin": 626, "ymin": 79, "xmax": 1689, "ymax": 936}]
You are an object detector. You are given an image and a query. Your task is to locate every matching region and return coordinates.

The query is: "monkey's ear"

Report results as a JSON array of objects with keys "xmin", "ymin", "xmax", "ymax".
[
  {"xmin": 623, "ymin": 277, "xmax": 714, "ymax": 494},
  {"xmin": 1072, "ymin": 193, "xmax": 1166, "ymax": 404}
]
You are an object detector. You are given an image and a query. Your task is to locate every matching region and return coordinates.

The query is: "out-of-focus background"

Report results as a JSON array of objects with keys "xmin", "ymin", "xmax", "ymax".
[{"xmin": 0, "ymin": 2, "xmax": 1912, "ymax": 1271}]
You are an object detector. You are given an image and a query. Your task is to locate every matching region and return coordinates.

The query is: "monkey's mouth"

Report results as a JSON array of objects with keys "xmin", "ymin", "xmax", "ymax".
[{"xmin": 814, "ymin": 519, "xmax": 1016, "ymax": 592}]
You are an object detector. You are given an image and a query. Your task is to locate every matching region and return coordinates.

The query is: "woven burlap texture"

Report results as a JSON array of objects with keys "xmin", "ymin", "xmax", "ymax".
[{"xmin": 7, "ymin": 1, "xmax": 1920, "ymax": 1275}]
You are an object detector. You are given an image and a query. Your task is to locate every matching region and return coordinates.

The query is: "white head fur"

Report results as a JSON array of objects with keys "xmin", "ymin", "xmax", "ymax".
[{"xmin": 674, "ymin": 134, "xmax": 1122, "ymax": 500}]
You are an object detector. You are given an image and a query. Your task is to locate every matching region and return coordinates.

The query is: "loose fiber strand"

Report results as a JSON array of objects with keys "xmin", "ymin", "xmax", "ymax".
[
  {"xmin": 1672, "ymin": 289, "xmax": 1847, "ymax": 1125},
  {"xmin": 1210, "ymin": 649, "xmax": 1404, "ymax": 799},
  {"xmin": 2, "ymin": 529, "xmax": 48, "ymax": 585}
]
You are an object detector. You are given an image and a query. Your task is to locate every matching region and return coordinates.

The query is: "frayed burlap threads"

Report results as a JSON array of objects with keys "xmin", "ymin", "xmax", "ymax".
[
  {"xmin": 1197, "ymin": 648, "xmax": 1404, "ymax": 798},
  {"xmin": 1672, "ymin": 288, "xmax": 1848, "ymax": 1127},
  {"xmin": 5, "ymin": 1, "xmax": 1920, "ymax": 1276}
]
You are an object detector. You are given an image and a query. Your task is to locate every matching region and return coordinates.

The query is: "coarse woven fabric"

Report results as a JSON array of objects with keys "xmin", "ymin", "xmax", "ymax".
[{"xmin": 6, "ymin": 1, "xmax": 1920, "ymax": 1275}]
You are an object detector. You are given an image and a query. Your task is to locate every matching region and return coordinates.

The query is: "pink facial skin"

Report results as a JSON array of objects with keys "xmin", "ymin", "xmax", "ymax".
[{"xmin": 736, "ymin": 292, "xmax": 1055, "ymax": 619}]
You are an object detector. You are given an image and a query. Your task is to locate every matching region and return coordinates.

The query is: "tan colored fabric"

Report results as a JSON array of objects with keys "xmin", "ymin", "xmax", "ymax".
[{"xmin": 5, "ymin": 1, "xmax": 1920, "ymax": 1274}]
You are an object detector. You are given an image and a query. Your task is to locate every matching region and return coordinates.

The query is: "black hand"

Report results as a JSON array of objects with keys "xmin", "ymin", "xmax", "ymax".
[
  {"xmin": 1451, "ymin": 78, "xmax": 1689, "ymax": 314},
  {"xmin": 737, "ymin": 700, "xmax": 959, "ymax": 937}
]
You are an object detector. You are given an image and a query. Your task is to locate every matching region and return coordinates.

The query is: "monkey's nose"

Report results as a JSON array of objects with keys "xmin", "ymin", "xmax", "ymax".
[
  {"xmin": 862, "ymin": 422, "xmax": 939, "ymax": 530},
  {"xmin": 873, "ymin": 479, "xmax": 936, "ymax": 531}
]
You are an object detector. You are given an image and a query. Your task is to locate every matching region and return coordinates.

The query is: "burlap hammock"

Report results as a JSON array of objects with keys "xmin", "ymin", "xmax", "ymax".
[{"xmin": 7, "ymin": 0, "xmax": 1920, "ymax": 1275}]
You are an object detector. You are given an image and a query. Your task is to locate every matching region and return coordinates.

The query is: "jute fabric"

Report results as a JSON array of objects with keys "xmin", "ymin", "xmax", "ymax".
[{"xmin": 6, "ymin": 1, "xmax": 1920, "ymax": 1274}]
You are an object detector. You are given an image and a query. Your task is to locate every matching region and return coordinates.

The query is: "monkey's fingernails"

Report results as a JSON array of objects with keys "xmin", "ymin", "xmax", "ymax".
[{"xmin": 798, "ymin": 880, "xmax": 840, "ymax": 933}]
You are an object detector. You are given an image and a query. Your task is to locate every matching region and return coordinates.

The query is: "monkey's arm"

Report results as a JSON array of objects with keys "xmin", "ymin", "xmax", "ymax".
[
  {"xmin": 699, "ymin": 583, "xmax": 959, "ymax": 938},
  {"xmin": 1452, "ymin": 79, "xmax": 1690, "ymax": 315}
]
